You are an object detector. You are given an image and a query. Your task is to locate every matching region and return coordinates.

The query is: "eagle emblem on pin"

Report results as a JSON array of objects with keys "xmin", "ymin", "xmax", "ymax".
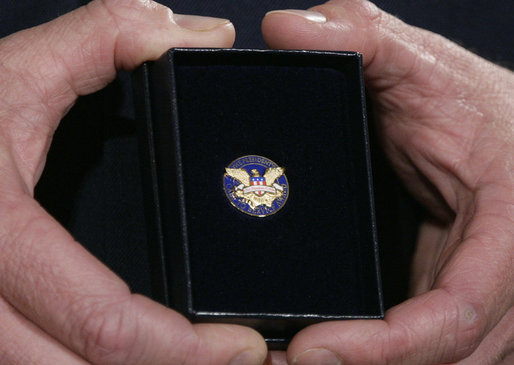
[{"xmin": 223, "ymin": 155, "xmax": 289, "ymax": 217}]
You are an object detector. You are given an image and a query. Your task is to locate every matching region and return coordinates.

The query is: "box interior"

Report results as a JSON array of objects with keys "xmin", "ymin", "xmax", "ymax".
[{"xmin": 155, "ymin": 49, "xmax": 382, "ymax": 319}]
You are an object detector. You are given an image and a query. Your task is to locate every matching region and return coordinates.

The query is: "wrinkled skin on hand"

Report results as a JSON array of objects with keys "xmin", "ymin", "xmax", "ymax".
[
  {"xmin": 0, "ymin": 1, "xmax": 268, "ymax": 364},
  {"xmin": 262, "ymin": 1, "xmax": 513, "ymax": 364}
]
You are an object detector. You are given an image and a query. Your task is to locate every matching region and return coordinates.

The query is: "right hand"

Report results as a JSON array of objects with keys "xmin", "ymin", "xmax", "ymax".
[
  {"xmin": 262, "ymin": 1, "xmax": 513, "ymax": 364},
  {"xmin": 0, "ymin": 1, "xmax": 266, "ymax": 364}
]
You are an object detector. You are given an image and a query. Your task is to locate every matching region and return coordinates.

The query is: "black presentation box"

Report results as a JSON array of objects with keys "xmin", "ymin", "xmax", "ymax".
[{"xmin": 133, "ymin": 48, "xmax": 383, "ymax": 349}]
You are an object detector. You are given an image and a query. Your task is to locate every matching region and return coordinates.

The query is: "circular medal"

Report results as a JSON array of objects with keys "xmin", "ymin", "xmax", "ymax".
[{"xmin": 223, "ymin": 155, "xmax": 289, "ymax": 217}]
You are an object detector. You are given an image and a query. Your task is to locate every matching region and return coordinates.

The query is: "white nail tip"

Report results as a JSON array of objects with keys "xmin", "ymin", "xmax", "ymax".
[{"xmin": 266, "ymin": 9, "xmax": 327, "ymax": 24}]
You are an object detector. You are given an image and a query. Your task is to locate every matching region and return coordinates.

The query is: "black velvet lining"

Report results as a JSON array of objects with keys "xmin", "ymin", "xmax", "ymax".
[{"xmin": 163, "ymin": 50, "xmax": 381, "ymax": 317}]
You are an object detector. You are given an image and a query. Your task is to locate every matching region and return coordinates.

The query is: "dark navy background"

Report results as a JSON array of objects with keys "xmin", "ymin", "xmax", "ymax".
[{"xmin": 1, "ymin": 0, "xmax": 512, "ymax": 308}]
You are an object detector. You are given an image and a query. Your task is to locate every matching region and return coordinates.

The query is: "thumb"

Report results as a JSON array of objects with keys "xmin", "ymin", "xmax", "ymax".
[
  {"xmin": 0, "ymin": 0, "xmax": 235, "ymax": 188},
  {"xmin": 262, "ymin": 0, "xmax": 512, "ymax": 216},
  {"xmin": 3, "ymin": 0, "xmax": 235, "ymax": 102},
  {"xmin": 262, "ymin": 0, "xmax": 492, "ymax": 93}
]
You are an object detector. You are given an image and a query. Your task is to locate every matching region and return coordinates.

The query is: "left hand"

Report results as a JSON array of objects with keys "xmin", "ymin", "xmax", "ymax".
[{"xmin": 0, "ymin": 1, "xmax": 267, "ymax": 364}]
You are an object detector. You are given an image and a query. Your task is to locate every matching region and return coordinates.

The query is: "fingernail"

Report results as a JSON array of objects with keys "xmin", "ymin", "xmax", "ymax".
[
  {"xmin": 293, "ymin": 348, "xmax": 342, "ymax": 365},
  {"xmin": 229, "ymin": 350, "xmax": 265, "ymax": 365},
  {"xmin": 173, "ymin": 14, "xmax": 232, "ymax": 31},
  {"xmin": 266, "ymin": 9, "xmax": 327, "ymax": 24}
]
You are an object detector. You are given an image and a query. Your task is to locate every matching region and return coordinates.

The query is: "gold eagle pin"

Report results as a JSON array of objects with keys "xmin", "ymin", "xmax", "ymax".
[{"xmin": 223, "ymin": 155, "xmax": 288, "ymax": 217}]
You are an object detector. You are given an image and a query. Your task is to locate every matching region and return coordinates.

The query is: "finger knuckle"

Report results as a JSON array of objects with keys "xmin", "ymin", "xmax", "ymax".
[
  {"xmin": 79, "ymin": 297, "xmax": 141, "ymax": 365},
  {"xmin": 98, "ymin": 0, "xmax": 173, "ymax": 23},
  {"xmin": 448, "ymin": 300, "xmax": 488, "ymax": 361}
]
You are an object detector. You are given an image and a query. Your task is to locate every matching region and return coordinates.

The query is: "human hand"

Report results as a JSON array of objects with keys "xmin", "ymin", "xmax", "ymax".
[
  {"xmin": 0, "ymin": 1, "xmax": 267, "ymax": 364},
  {"xmin": 262, "ymin": 1, "xmax": 513, "ymax": 364}
]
